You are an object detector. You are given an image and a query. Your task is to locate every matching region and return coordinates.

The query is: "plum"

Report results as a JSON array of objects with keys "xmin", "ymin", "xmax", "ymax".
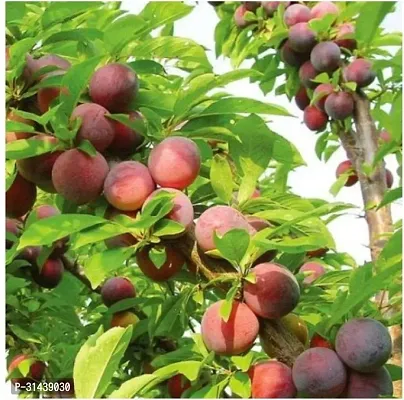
[
  {"xmin": 335, "ymin": 23, "xmax": 357, "ymax": 51},
  {"xmin": 303, "ymin": 105, "xmax": 328, "ymax": 131},
  {"xmin": 6, "ymin": 174, "xmax": 37, "ymax": 218},
  {"xmin": 310, "ymin": 2, "xmax": 339, "ymax": 20},
  {"xmin": 310, "ymin": 41, "xmax": 341, "ymax": 73},
  {"xmin": 243, "ymin": 262, "xmax": 300, "ymax": 319},
  {"xmin": 201, "ymin": 300, "xmax": 259, "ymax": 355},
  {"xmin": 299, "ymin": 262, "xmax": 326, "ymax": 285},
  {"xmin": 313, "ymin": 83, "xmax": 334, "ymax": 111},
  {"xmin": 167, "ymin": 375, "xmax": 191, "ymax": 398},
  {"xmin": 111, "ymin": 311, "xmax": 139, "ymax": 328},
  {"xmin": 101, "ymin": 277, "xmax": 136, "ymax": 307},
  {"xmin": 336, "ymin": 160, "xmax": 358, "ymax": 187},
  {"xmin": 31, "ymin": 258, "xmax": 64, "ymax": 289},
  {"xmin": 324, "ymin": 91, "xmax": 354, "ymax": 120},
  {"xmin": 310, "ymin": 332, "xmax": 334, "ymax": 349},
  {"xmin": 343, "ymin": 59, "xmax": 376, "ymax": 88},
  {"xmin": 289, "ymin": 22, "xmax": 316, "ymax": 53},
  {"xmin": 281, "ymin": 40, "xmax": 310, "ymax": 67},
  {"xmin": 299, "ymin": 61, "xmax": 320, "ymax": 89},
  {"xmin": 8, "ymin": 354, "xmax": 46, "ymax": 386},
  {"xmin": 283, "ymin": 4, "xmax": 311, "ymax": 26},
  {"xmin": 295, "ymin": 86, "xmax": 310, "ymax": 111}
]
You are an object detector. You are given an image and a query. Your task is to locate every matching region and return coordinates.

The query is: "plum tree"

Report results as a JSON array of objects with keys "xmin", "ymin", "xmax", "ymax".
[
  {"xmin": 108, "ymin": 111, "xmax": 144, "ymax": 157},
  {"xmin": 283, "ymin": 4, "xmax": 311, "ymax": 26},
  {"xmin": 281, "ymin": 40, "xmax": 309, "ymax": 67},
  {"xmin": 292, "ymin": 348, "xmax": 347, "ymax": 397},
  {"xmin": 303, "ymin": 105, "xmax": 328, "ymax": 131},
  {"xmin": 343, "ymin": 58, "xmax": 376, "ymax": 88},
  {"xmin": 6, "ymin": 219, "xmax": 20, "ymax": 249},
  {"xmin": 195, "ymin": 205, "xmax": 254, "ymax": 253},
  {"xmin": 262, "ymin": 2, "xmax": 290, "ymax": 17},
  {"xmin": 336, "ymin": 160, "xmax": 358, "ymax": 186},
  {"xmin": 288, "ymin": 23, "xmax": 316, "ymax": 53},
  {"xmin": 31, "ymin": 258, "xmax": 64, "ymax": 289},
  {"xmin": 8, "ymin": 354, "xmax": 46, "ymax": 386},
  {"xmin": 167, "ymin": 374, "xmax": 191, "ymax": 398},
  {"xmin": 344, "ymin": 366, "xmax": 393, "ymax": 398},
  {"xmin": 324, "ymin": 91, "xmax": 354, "ymax": 120},
  {"xmin": 136, "ymin": 245, "xmax": 185, "ymax": 281},
  {"xmin": 313, "ymin": 83, "xmax": 334, "ymax": 111},
  {"xmin": 16, "ymin": 135, "xmax": 62, "ymax": 192},
  {"xmin": 243, "ymin": 263, "xmax": 300, "ymax": 319},
  {"xmin": 295, "ymin": 86, "xmax": 310, "ymax": 110},
  {"xmin": 52, "ymin": 149, "xmax": 109, "ymax": 205},
  {"xmin": 6, "ymin": 173, "xmax": 37, "ymax": 218},
  {"xmin": 335, "ymin": 318, "xmax": 392, "ymax": 372},
  {"xmin": 310, "ymin": 41, "xmax": 341, "ymax": 72},
  {"xmin": 310, "ymin": 333, "xmax": 333, "ymax": 349},
  {"xmin": 104, "ymin": 208, "xmax": 138, "ymax": 249},
  {"xmin": 89, "ymin": 63, "xmax": 139, "ymax": 112},
  {"xmin": 111, "ymin": 311, "xmax": 139, "ymax": 328},
  {"xmin": 310, "ymin": 1, "xmax": 339, "ymax": 19},
  {"xmin": 299, "ymin": 61, "xmax": 320, "ymax": 89},
  {"xmin": 299, "ymin": 262, "xmax": 326, "ymax": 285},
  {"xmin": 144, "ymin": 188, "xmax": 194, "ymax": 232},
  {"xmin": 148, "ymin": 137, "xmax": 201, "ymax": 190},
  {"xmin": 71, "ymin": 103, "xmax": 115, "ymax": 152},
  {"xmin": 335, "ymin": 23, "xmax": 357, "ymax": 50},
  {"xmin": 101, "ymin": 277, "xmax": 136, "ymax": 307},
  {"xmin": 201, "ymin": 300, "xmax": 259, "ymax": 355},
  {"xmin": 104, "ymin": 161, "xmax": 155, "ymax": 211},
  {"xmin": 249, "ymin": 361, "xmax": 297, "ymax": 398}
]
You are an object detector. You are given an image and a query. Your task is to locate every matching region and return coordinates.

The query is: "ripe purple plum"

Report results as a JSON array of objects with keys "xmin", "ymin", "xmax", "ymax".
[
  {"xmin": 324, "ymin": 91, "xmax": 354, "ymax": 120},
  {"xmin": 234, "ymin": 5, "xmax": 250, "ymax": 28},
  {"xmin": 295, "ymin": 86, "xmax": 310, "ymax": 111},
  {"xmin": 262, "ymin": 2, "xmax": 290, "ymax": 17},
  {"xmin": 281, "ymin": 40, "xmax": 310, "ymax": 67},
  {"xmin": 336, "ymin": 160, "xmax": 358, "ymax": 187},
  {"xmin": 52, "ymin": 149, "xmax": 109, "ymax": 205},
  {"xmin": 292, "ymin": 348, "xmax": 347, "ymax": 398},
  {"xmin": 32, "ymin": 258, "xmax": 64, "ymax": 289},
  {"xmin": 6, "ymin": 174, "xmax": 37, "ymax": 218},
  {"xmin": 335, "ymin": 23, "xmax": 357, "ymax": 51},
  {"xmin": 283, "ymin": 4, "xmax": 311, "ymax": 26},
  {"xmin": 71, "ymin": 103, "xmax": 115, "ymax": 152},
  {"xmin": 303, "ymin": 105, "xmax": 328, "ymax": 131},
  {"xmin": 386, "ymin": 169, "xmax": 394, "ymax": 189},
  {"xmin": 148, "ymin": 137, "xmax": 201, "ymax": 190},
  {"xmin": 310, "ymin": 41, "xmax": 341, "ymax": 73},
  {"xmin": 243, "ymin": 262, "xmax": 300, "ymax": 319},
  {"xmin": 16, "ymin": 135, "xmax": 62, "ymax": 193},
  {"xmin": 335, "ymin": 318, "xmax": 392, "ymax": 373},
  {"xmin": 313, "ymin": 83, "xmax": 334, "ymax": 111},
  {"xmin": 89, "ymin": 63, "xmax": 139, "ymax": 113},
  {"xmin": 288, "ymin": 23, "xmax": 316, "ymax": 53},
  {"xmin": 101, "ymin": 277, "xmax": 136, "ymax": 307},
  {"xmin": 299, "ymin": 61, "xmax": 320, "ymax": 89},
  {"xmin": 310, "ymin": 2, "xmax": 339, "ymax": 20},
  {"xmin": 343, "ymin": 59, "xmax": 376, "ymax": 88},
  {"xmin": 201, "ymin": 300, "xmax": 259, "ymax": 355}
]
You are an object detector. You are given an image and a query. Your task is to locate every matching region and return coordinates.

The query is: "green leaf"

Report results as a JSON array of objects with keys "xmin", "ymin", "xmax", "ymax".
[
  {"xmin": 377, "ymin": 187, "xmax": 402, "ymax": 210},
  {"xmin": 214, "ymin": 229, "xmax": 250, "ymax": 265},
  {"xmin": 195, "ymin": 97, "xmax": 291, "ymax": 118},
  {"xmin": 73, "ymin": 326, "xmax": 133, "ymax": 399},
  {"xmin": 349, "ymin": 264, "xmax": 372, "ymax": 294},
  {"xmin": 18, "ymin": 214, "xmax": 106, "ymax": 249},
  {"xmin": 210, "ymin": 155, "xmax": 234, "ymax": 203},
  {"xmin": 84, "ymin": 247, "xmax": 135, "ymax": 289},
  {"xmin": 108, "ymin": 375, "xmax": 158, "ymax": 398},
  {"xmin": 325, "ymin": 262, "xmax": 401, "ymax": 330},
  {"xmin": 9, "ymin": 325, "xmax": 42, "ymax": 344},
  {"xmin": 220, "ymin": 284, "xmax": 240, "ymax": 322},
  {"xmin": 385, "ymin": 364, "xmax": 402, "ymax": 381},
  {"xmin": 190, "ymin": 377, "xmax": 230, "ymax": 398},
  {"xmin": 6, "ymin": 137, "xmax": 60, "ymax": 160},
  {"xmin": 133, "ymin": 36, "xmax": 211, "ymax": 70},
  {"xmin": 231, "ymin": 353, "xmax": 254, "ymax": 372},
  {"xmin": 128, "ymin": 60, "xmax": 165, "ymax": 75},
  {"xmin": 355, "ymin": 2, "xmax": 395, "ymax": 45},
  {"xmin": 153, "ymin": 360, "xmax": 202, "ymax": 382},
  {"xmin": 153, "ymin": 219, "xmax": 185, "ymax": 237},
  {"xmin": 42, "ymin": 28, "xmax": 103, "ymax": 46},
  {"xmin": 229, "ymin": 372, "xmax": 251, "ymax": 398}
]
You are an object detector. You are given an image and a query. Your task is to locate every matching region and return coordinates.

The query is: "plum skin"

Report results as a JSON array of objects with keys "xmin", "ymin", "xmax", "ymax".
[
  {"xmin": 310, "ymin": 41, "xmax": 341, "ymax": 73},
  {"xmin": 89, "ymin": 63, "xmax": 139, "ymax": 113},
  {"xmin": 101, "ymin": 277, "xmax": 136, "ymax": 307},
  {"xmin": 195, "ymin": 205, "xmax": 254, "ymax": 253},
  {"xmin": 136, "ymin": 245, "xmax": 185, "ymax": 281},
  {"xmin": 167, "ymin": 375, "xmax": 191, "ymax": 398},
  {"xmin": 335, "ymin": 318, "xmax": 392, "ymax": 373},
  {"xmin": 201, "ymin": 300, "xmax": 259, "ymax": 355},
  {"xmin": 310, "ymin": 332, "xmax": 334, "ymax": 349},
  {"xmin": 8, "ymin": 354, "xmax": 46, "ymax": 386},
  {"xmin": 292, "ymin": 347, "xmax": 347, "ymax": 398},
  {"xmin": 324, "ymin": 91, "xmax": 354, "ymax": 120},
  {"xmin": 344, "ymin": 59, "xmax": 376, "ymax": 88},
  {"xmin": 303, "ymin": 105, "xmax": 328, "ymax": 131},
  {"xmin": 288, "ymin": 22, "xmax": 316, "ymax": 53},
  {"xmin": 32, "ymin": 258, "xmax": 64, "ymax": 289},
  {"xmin": 111, "ymin": 311, "xmax": 139, "ymax": 328},
  {"xmin": 295, "ymin": 86, "xmax": 310, "ymax": 111},
  {"xmin": 71, "ymin": 103, "xmax": 115, "ymax": 152},
  {"xmin": 104, "ymin": 161, "xmax": 156, "ymax": 211},
  {"xmin": 249, "ymin": 361, "xmax": 297, "ymax": 398},
  {"xmin": 243, "ymin": 262, "xmax": 300, "ymax": 319},
  {"xmin": 6, "ymin": 174, "xmax": 37, "ymax": 218},
  {"xmin": 52, "ymin": 149, "xmax": 109, "ymax": 205},
  {"xmin": 336, "ymin": 160, "xmax": 358, "ymax": 187},
  {"xmin": 299, "ymin": 262, "xmax": 326, "ymax": 285},
  {"xmin": 148, "ymin": 137, "xmax": 201, "ymax": 190},
  {"xmin": 313, "ymin": 83, "xmax": 334, "ymax": 111},
  {"xmin": 299, "ymin": 61, "xmax": 320, "ymax": 89},
  {"xmin": 283, "ymin": 4, "xmax": 311, "ymax": 26}
]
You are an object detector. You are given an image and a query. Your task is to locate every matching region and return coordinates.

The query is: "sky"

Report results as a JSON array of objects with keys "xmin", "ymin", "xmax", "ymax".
[{"xmin": 121, "ymin": 0, "xmax": 402, "ymax": 265}]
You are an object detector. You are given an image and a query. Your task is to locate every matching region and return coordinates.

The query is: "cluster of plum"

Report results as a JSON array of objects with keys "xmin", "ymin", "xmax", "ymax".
[{"xmin": 232, "ymin": 2, "xmax": 395, "ymax": 190}]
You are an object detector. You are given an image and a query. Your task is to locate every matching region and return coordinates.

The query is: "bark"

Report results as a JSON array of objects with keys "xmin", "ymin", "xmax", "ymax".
[{"xmin": 339, "ymin": 91, "xmax": 401, "ymax": 396}]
